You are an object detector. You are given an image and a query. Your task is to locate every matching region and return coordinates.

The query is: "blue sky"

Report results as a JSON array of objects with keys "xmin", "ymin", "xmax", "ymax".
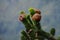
[{"xmin": 0, "ymin": 0, "xmax": 60, "ymax": 40}]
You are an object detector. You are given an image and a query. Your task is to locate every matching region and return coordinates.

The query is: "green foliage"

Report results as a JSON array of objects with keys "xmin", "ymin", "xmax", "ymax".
[
  {"xmin": 57, "ymin": 37, "xmax": 60, "ymax": 40},
  {"xmin": 21, "ymin": 30, "xmax": 30, "ymax": 40},
  {"xmin": 50, "ymin": 28, "xmax": 55, "ymax": 36}
]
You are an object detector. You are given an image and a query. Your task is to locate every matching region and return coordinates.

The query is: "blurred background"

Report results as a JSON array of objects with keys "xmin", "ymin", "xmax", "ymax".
[{"xmin": 0, "ymin": 0, "xmax": 60, "ymax": 40}]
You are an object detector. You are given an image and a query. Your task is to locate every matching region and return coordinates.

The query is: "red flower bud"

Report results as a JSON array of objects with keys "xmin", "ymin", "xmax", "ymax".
[
  {"xmin": 19, "ymin": 14, "xmax": 26, "ymax": 21},
  {"xmin": 32, "ymin": 13, "xmax": 41, "ymax": 21}
]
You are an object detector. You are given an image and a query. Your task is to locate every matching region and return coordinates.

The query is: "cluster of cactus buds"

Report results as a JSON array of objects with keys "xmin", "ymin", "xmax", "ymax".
[
  {"xmin": 19, "ymin": 8, "xmax": 41, "ymax": 22},
  {"xmin": 19, "ymin": 8, "xmax": 56, "ymax": 40}
]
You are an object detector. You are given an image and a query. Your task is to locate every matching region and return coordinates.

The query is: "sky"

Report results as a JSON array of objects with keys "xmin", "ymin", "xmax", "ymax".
[{"xmin": 0, "ymin": 0, "xmax": 60, "ymax": 40}]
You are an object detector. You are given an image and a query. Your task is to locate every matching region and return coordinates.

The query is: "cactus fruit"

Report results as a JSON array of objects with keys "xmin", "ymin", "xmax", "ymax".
[
  {"xmin": 34, "ymin": 8, "xmax": 41, "ymax": 14},
  {"xmin": 19, "ymin": 13, "xmax": 26, "ymax": 21},
  {"xmin": 19, "ymin": 11, "xmax": 26, "ymax": 21},
  {"xmin": 32, "ymin": 13, "xmax": 41, "ymax": 21}
]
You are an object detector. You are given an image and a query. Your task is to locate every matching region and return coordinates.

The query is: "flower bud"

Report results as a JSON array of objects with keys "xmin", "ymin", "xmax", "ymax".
[
  {"xmin": 19, "ymin": 14, "xmax": 26, "ymax": 21},
  {"xmin": 34, "ymin": 8, "xmax": 41, "ymax": 14},
  {"xmin": 32, "ymin": 13, "xmax": 41, "ymax": 21}
]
